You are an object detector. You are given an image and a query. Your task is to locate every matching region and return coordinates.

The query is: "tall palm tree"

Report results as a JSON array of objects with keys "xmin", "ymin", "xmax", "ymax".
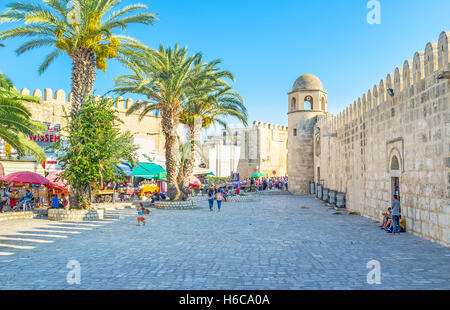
[
  {"xmin": 178, "ymin": 59, "xmax": 247, "ymax": 188},
  {"xmin": 0, "ymin": 0, "xmax": 157, "ymax": 117},
  {"xmin": 114, "ymin": 44, "xmax": 205, "ymax": 200},
  {"xmin": 0, "ymin": 71, "xmax": 46, "ymax": 162}
]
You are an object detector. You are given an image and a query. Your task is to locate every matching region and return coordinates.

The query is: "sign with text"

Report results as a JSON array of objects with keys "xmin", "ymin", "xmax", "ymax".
[{"xmin": 28, "ymin": 122, "xmax": 61, "ymax": 149}]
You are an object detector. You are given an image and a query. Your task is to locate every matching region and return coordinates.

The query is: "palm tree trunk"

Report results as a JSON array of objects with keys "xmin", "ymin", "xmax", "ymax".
[
  {"xmin": 68, "ymin": 48, "xmax": 96, "ymax": 209},
  {"xmin": 181, "ymin": 120, "xmax": 202, "ymax": 188},
  {"xmin": 161, "ymin": 110, "xmax": 181, "ymax": 200},
  {"xmin": 70, "ymin": 48, "xmax": 96, "ymax": 117}
]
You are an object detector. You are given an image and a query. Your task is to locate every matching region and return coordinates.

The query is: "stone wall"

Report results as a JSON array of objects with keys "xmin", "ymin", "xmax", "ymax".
[
  {"xmin": 313, "ymin": 31, "xmax": 450, "ymax": 247},
  {"xmin": 236, "ymin": 122, "xmax": 288, "ymax": 179},
  {"xmin": 1, "ymin": 88, "xmax": 165, "ymax": 164},
  {"xmin": 48, "ymin": 209, "xmax": 105, "ymax": 221},
  {"xmin": 0, "ymin": 209, "xmax": 47, "ymax": 222},
  {"xmin": 203, "ymin": 122, "xmax": 288, "ymax": 179}
]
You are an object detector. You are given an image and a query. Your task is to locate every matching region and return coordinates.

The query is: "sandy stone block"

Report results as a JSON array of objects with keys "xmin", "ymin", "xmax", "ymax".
[
  {"xmin": 413, "ymin": 221, "xmax": 422, "ymax": 233},
  {"xmin": 429, "ymin": 212, "xmax": 439, "ymax": 226}
]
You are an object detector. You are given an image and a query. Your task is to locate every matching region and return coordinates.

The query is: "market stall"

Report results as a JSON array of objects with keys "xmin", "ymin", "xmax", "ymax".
[{"xmin": 0, "ymin": 171, "xmax": 50, "ymax": 210}]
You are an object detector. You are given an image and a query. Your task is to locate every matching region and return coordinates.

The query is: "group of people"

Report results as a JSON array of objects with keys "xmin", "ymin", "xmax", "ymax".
[
  {"xmin": 244, "ymin": 177, "xmax": 288, "ymax": 192},
  {"xmin": 380, "ymin": 195, "xmax": 405, "ymax": 235},
  {"xmin": 50, "ymin": 193, "xmax": 69, "ymax": 209},
  {"xmin": 0, "ymin": 188, "xmax": 34, "ymax": 212},
  {"xmin": 202, "ymin": 176, "xmax": 288, "ymax": 195},
  {"xmin": 0, "ymin": 187, "xmax": 69, "ymax": 212},
  {"xmin": 207, "ymin": 187, "xmax": 224, "ymax": 212},
  {"xmin": 150, "ymin": 191, "xmax": 167, "ymax": 204}
]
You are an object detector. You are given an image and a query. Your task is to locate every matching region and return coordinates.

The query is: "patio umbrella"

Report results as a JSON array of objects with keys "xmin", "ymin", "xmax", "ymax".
[
  {"xmin": 189, "ymin": 175, "xmax": 201, "ymax": 188},
  {"xmin": 251, "ymin": 172, "xmax": 267, "ymax": 178},
  {"xmin": 1, "ymin": 171, "xmax": 49, "ymax": 185},
  {"xmin": 131, "ymin": 162, "xmax": 166, "ymax": 179},
  {"xmin": 46, "ymin": 171, "xmax": 69, "ymax": 192},
  {"xmin": 46, "ymin": 170, "xmax": 67, "ymax": 188}
]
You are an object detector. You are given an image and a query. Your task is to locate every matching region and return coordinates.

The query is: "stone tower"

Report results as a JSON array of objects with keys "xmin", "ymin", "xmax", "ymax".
[{"xmin": 287, "ymin": 74, "xmax": 328, "ymax": 194}]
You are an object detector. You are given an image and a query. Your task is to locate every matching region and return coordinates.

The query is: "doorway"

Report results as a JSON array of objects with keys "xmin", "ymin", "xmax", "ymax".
[
  {"xmin": 391, "ymin": 177, "xmax": 400, "ymax": 201},
  {"xmin": 390, "ymin": 154, "xmax": 401, "ymax": 201}
]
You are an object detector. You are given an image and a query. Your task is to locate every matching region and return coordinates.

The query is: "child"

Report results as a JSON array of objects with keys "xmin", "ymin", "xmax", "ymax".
[{"xmin": 137, "ymin": 203, "xmax": 146, "ymax": 226}]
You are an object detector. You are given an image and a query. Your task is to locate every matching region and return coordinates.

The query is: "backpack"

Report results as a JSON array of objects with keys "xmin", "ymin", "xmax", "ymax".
[{"xmin": 399, "ymin": 218, "xmax": 406, "ymax": 232}]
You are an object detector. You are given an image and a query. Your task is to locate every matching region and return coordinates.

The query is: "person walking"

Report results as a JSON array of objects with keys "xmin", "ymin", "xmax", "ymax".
[
  {"xmin": 208, "ymin": 188, "xmax": 215, "ymax": 211},
  {"xmin": 215, "ymin": 189, "xmax": 223, "ymax": 212},
  {"xmin": 391, "ymin": 195, "xmax": 401, "ymax": 235}
]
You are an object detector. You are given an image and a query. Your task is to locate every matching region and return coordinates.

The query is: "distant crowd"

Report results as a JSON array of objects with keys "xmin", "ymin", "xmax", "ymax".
[{"xmin": 203, "ymin": 176, "xmax": 288, "ymax": 197}]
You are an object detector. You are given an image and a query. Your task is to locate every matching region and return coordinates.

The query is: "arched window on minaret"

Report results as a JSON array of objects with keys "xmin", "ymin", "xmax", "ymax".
[
  {"xmin": 291, "ymin": 97, "xmax": 297, "ymax": 111},
  {"xmin": 304, "ymin": 96, "xmax": 313, "ymax": 110}
]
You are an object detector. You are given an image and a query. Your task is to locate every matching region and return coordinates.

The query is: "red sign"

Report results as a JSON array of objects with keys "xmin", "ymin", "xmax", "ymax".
[
  {"xmin": 42, "ymin": 161, "xmax": 58, "ymax": 169},
  {"xmin": 29, "ymin": 134, "xmax": 60, "ymax": 143}
]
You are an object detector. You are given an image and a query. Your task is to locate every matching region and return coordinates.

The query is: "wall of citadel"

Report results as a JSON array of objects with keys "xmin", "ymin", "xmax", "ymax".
[
  {"xmin": 17, "ymin": 88, "xmax": 165, "ymax": 159},
  {"xmin": 314, "ymin": 31, "xmax": 450, "ymax": 247},
  {"xmin": 237, "ymin": 121, "xmax": 288, "ymax": 179}
]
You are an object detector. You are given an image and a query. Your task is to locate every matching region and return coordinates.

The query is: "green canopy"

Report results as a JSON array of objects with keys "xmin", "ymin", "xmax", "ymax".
[
  {"xmin": 205, "ymin": 172, "xmax": 215, "ymax": 176},
  {"xmin": 251, "ymin": 172, "xmax": 267, "ymax": 178},
  {"xmin": 132, "ymin": 163, "xmax": 166, "ymax": 180}
]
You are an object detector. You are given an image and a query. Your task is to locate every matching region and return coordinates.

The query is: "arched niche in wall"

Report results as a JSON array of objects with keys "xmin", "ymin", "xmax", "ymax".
[
  {"xmin": 291, "ymin": 97, "xmax": 297, "ymax": 111},
  {"xmin": 388, "ymin": 147, "xmax": 403, "ymax": 177}
]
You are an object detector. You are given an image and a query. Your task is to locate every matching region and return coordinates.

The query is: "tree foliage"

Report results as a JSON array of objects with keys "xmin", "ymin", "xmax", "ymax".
[
  {"xmin": 53, "ymin": 95, "xmax": 138, "ymax": 209},
  {"xmin": 0, "ymin": 70, "xmax": 46, "ymax": 162},
  {"xmin": 0, "ymin": 0, "xmax": 157, "ymax": 73}
]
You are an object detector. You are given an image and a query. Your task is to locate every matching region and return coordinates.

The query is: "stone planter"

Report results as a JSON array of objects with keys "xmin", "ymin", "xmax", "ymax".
[
  {"xmin": 48, "ymin": 208, "xmax": 105, "ymax": 221},
  {"xmin": 0, "ymin": 211, "xmax": 35, "ymax": 222},
  {"xmin": 224, "ymin": 195, "xmax": 254, "ymax": 202},
  {"xmin": 155, "ymin": 200, "xmax": 197, "ymax": 210}
]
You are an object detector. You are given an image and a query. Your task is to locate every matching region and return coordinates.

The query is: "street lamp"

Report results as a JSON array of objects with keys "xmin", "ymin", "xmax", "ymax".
[{"xmin": 387, "ymin": 88, "xmax": 395, "ymax": 97}]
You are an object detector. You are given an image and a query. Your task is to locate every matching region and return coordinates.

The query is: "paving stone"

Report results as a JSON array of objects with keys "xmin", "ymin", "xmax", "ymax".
[{"xmin": 0, "ymin": 195, "xmax": 449, "ymax": 289}]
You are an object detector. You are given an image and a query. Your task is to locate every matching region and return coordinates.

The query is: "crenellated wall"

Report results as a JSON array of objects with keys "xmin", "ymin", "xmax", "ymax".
[
  {"xmin": 18, "ymin": 88, "xmax": 165, "ymax": 161},
  {"xmin": 203, "ymin": 121, "xmax": 288, "ymax": 179},
  {"xmin": 314, "ymin": 31, "xmax": 450, "ymax": 247}
]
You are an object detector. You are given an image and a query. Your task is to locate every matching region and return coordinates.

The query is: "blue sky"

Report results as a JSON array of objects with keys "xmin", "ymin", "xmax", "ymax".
[{"xmin": 0, "ymin": 0, "xmax": 449, "ymax": 126}]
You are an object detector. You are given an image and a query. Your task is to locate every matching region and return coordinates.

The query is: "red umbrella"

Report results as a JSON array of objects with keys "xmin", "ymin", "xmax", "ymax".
[
  {"xmin": 46, "ymin": 170, "xmax": 67, "ymax": 188},
  {"xmin": 189, "ymin": 175, "xmax": 201, "ymax": 188},
  {"xmin": 1, "ymin": 171, "xmax": 50, "ymax": 185}
]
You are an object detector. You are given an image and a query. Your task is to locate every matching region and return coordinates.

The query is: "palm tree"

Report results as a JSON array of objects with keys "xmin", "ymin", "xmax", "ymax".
[
  {"xmin": 0, "ymin": 0, "xmax": 157, "ymax": 117},
  {"xmin": 178, "ymin": 58, "xmax": 247, "ymax": 188},
  {"xmin": 0, "ymin": 71, "xmax": 46, "ymax": 161},
  {"xmin": 114, "ymin": 44, "xmax": 205, "ymax": 200}
]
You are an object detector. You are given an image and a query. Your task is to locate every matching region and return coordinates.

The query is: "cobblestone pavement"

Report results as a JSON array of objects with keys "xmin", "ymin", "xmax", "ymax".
[{"xmin": 0, "ymin": 194, "xmax": 449, "ymax": 290}]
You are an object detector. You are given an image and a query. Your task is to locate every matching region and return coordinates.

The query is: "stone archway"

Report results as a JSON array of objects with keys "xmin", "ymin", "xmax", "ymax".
[
  {"xmin": 388, "ymin": 148, "xmax": 402, "ymax": 200},
  {"xmin": 304, "ymin": 96, "xmax": 313, "ymax": 110}
]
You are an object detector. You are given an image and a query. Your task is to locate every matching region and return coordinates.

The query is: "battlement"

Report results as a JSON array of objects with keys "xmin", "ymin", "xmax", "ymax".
[
  {"xmin": 19, "ymin": 87, "xmax": 154, "ymax": 116},
  {"xmin": 252, "ymin": 120, "xmax": 288, "ymax": 131},
  {"xmin": 318, "ymin": 30, "xmax": 450, "ymax": 130}
]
